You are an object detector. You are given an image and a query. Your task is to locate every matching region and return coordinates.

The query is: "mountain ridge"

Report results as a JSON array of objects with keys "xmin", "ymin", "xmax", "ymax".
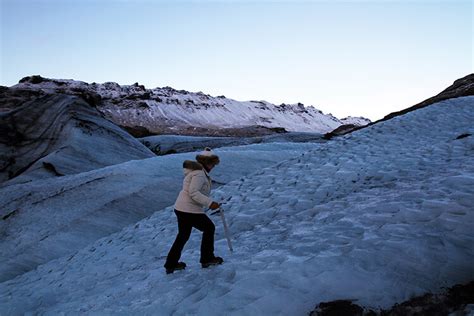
[{"xmin": 10, "ymin": 75, "xmax": 371, "ymax": 136}]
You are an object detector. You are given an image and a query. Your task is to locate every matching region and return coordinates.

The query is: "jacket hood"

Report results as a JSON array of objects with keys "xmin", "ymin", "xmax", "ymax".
[
  {"xmin": 183, "ymin": 160, "xmax": 205, "ymax": 177},
  {"xmin": 183, "ymin": 160, "xmax": 204, "ymax": 170},
  {"xmin": 183, "ymin": 160, "xmax": 203, "ymax": 171}
]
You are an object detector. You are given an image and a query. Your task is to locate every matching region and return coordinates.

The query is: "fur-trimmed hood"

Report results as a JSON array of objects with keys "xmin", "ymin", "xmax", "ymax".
[
  {"xmin": 183, "ymin": 160, "xmax": 203, "ymax": 171},
  {"xmin": 183, "ymin": 160, "xmax": 210, "ymax": 178}
]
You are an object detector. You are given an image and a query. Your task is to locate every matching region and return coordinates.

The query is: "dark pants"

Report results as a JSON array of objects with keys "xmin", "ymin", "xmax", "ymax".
[{"xmin": 164, "ymin": 209, "xmax": 216, "ymax": 268}]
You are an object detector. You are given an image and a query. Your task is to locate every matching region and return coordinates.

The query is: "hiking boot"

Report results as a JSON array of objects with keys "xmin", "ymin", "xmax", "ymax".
[
  {"xmin": 201, "ymin": 256, "xmax": 224, "ymax": 268},
  {"xmin": 165, "ymin": 262, "xmax": 186, "ymax": 274}
]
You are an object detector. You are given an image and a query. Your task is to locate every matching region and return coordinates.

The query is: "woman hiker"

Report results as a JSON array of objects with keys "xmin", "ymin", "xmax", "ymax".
[{"xmin": 164, "ymin": 147, "xmax": 224, "ymax": 274}]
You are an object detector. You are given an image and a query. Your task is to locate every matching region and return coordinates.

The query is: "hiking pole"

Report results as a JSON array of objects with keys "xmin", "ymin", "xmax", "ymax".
[
  {"xmin": 219, "ymin": 207, "xmax": 234, "ymax": 253},
  {"xmin": 211, "ymin": 207, "xmax": 233, "ymax": 253}
]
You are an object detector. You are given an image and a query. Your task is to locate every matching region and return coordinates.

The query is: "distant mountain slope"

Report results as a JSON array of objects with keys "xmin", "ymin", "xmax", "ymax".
[
  {"xmin": 324, "ymin": 73, "xmax": 474, "ymax": 139},
  {"xmin": 11, "ymin": 76, "xmax": 370, "ymax": 136},
  {"xmin": 0, "ymin": 90, "xmax": 154, "ymax": 184},
  {"xmin": 381, "ymin": 73, "xmax": 474, "ymax": 121}
]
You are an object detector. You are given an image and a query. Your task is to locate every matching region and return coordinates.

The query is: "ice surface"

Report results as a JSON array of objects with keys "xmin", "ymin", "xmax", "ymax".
[
  {"xmin": 0, "ymin": 97, "xmax": 473, "ymax": 314},
  {"xmin": 0, "ymin": 94, "xmax": 155, "ymax": 184},
  {"xmin": 0, "ymin": 142, "xmax": 317, "ymax": 282},
  {"xmin": 139, "ymin": 132, "xmax": 324, "ymax": 155}
]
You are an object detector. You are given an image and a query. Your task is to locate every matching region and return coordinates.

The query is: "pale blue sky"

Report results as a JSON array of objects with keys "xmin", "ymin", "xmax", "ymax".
[{"xmin": 1, "ymin": 0, "xmax": 472, "ymax": 120}]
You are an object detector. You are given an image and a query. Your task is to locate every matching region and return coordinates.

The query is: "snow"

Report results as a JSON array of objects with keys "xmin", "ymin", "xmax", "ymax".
[
  {"xmin": 112, "ymin": 97, "xmax": 343, "ymax": 133},
  {"xmin": 0, "ymin": 142, "xmax": 317, "ymax": 282},
  {"xmin": 340, "ymin": 116, "xmax": 371, "ymax": 126},
  {"xmin": 1, "ymin": 97, "xmax": 473, "ymax": 314}
]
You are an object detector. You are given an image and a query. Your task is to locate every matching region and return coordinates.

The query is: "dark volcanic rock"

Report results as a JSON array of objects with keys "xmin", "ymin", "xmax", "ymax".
[
  {"xmin": 0, "ymin": 91, "xmax": 154, "ymax": 184},
  {"xmin": 310, "ymin": 300, "xmax": 366, "ymax": 316},
  {"xmin": 456, "ymin": 133, "xmax": 472, "ymax": 140},
  {"xmin": 71, "ymin": 89, "xmax": 102, "ymax": 107},
  {"xmin": 323, "ymin": 124, "xmax": 358, "ymax": 140},
  {"xmin": 123, "ymin": 125, "xmax": 155, "ymax": 138},
  {"xmin": 19, "ymin": 75, "xmax": 46, "ymax": 84},
  {"xmin": 309, "ymin": 281, "xmax": 474, "ymax": 316},
  {"xmin": 381, "ymin": 281, "xmax": 474, "ymax": 315},
  {"xmin": 0, "ymin": 86, "xmax": 46, "ymax": 112}
]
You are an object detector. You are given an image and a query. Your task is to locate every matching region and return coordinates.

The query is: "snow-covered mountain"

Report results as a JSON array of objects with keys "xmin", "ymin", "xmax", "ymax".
[
  {"xmin": 339, "ymin": 116, "xmax": 370, "ymax": 126},
  {"xmin": 1, "ymin": 96, "xmax": 472, "ymax": 314},
  {"xmin": 11, "ymin": 76, "xmax": 370, "ymax": 136}
]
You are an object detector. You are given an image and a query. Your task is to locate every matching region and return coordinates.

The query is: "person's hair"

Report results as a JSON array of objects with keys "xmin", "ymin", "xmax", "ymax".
[{"xmin": 196, "ymin": 155, "xmax": 220, "ymax": 167}]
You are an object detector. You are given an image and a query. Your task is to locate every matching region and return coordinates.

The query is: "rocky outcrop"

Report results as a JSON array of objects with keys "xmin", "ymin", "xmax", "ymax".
[
  {"xmin": 323, "ymin": 124, "xmax": 358, "ymax": 140},
  {"xmin": 310, "ymin": 300, "xmax": 367, "ymax": 316},
  {"xmin": 122, "ymin": 125, "xmax": 155, "ymax": 138},
  {"xmin": 324, "ymin": 73, "xmax": 474, "ymax": 139},
  {"xmin": 0, "ymin": 85, "xmax": 46, "ymax": 111},
  {"xmin": 310, "ymin": 281, "xmax": 474, "ymax": 316},
  {"xmin": 0, "ymin": 89, "xmax": 154, "ymax": 184}
]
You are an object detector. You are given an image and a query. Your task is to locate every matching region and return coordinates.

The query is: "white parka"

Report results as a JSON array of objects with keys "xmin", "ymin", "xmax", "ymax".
[{"xmin": 174, "ymin": 160, "xmax": 213, "ymax": 214}]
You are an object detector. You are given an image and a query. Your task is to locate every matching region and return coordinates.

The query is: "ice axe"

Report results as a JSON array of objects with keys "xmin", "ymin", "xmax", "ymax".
[{"xmin": 211, "ymin": 207, "xmax": 233, "ymax": 253}]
